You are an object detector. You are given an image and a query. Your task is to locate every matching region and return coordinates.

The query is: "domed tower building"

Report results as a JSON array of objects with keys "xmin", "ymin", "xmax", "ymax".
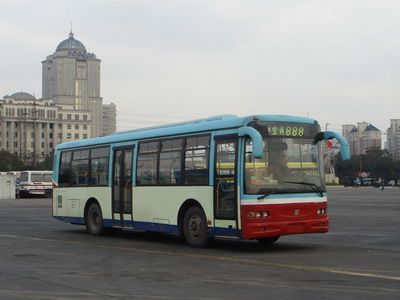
[{"xmin": 42, "ymin": 31, "xmax": 103, "ymax": 137}]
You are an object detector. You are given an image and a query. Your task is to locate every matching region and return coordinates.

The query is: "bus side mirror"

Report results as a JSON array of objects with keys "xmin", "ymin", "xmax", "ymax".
[
  {"xmin": 238, "ymin": 126, "xmax": 263, "ymax": 159},
  {"xmin": 314, "ymin": 131, "xmax": 350, "ymax": 160}
]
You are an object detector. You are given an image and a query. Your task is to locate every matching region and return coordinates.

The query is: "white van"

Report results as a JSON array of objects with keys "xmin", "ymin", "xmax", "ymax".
[{"xmin": 18, "ymin": 171, "xmax": 53, "ymax": 198}]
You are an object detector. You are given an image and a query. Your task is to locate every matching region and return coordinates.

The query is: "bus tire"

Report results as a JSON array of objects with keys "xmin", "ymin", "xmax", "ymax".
[
  {"xmin": 183, "ymin": 206, "xmax": 209, "ymax": 248},
  {"xmin": 86, "ymin": 203, "xmax": 104, "ymax": 235},
  {"xmin": 257, "ymin": 236, "xmax": 280, "ymax": 245}
]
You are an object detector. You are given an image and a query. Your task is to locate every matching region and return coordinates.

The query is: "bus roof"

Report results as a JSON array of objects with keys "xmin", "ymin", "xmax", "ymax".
[
  {"xmin": 21, "ymin": 170, "xmax": 52, "ymax": 174},
  {"xmin": 56, "ymin": 114, "xmax": 318, "ymax": 151}
]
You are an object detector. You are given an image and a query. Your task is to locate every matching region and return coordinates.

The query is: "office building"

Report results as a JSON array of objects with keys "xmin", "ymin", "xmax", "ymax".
[
  {"xmin": 342, "ymin": 122, "xmax": 381, "ymax": 156},
  {"xmin": 0, "ymin": 31, "xmax": 116, "ymax": 163},
  {"xmin": 102, "ymin": 103, "xmax": 117, "ymax": 136},
  {"xmin": 0, "ymin": 92, "xmax": 91, "ymax": 163},
  {"xmin": 387, "ymin": 119, "xmax": 400, "ymax": 160}
]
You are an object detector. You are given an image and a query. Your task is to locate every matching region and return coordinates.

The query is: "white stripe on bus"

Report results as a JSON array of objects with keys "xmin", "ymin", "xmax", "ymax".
[{"xmin": 241, "ymin": 197, "xmax": 327, "ymax": 205}]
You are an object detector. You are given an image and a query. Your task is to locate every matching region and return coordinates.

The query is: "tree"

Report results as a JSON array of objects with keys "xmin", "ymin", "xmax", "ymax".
[
  {"xmin": 335, "ymin": 149, "xmax": 398, "ymax": 181},
  {"xmin": 0, "ymin": 151, "xmax": 26, "ymax": 171},
  {"xmin": 362, "ymin": 149, "xmax": 395, "ymax": 179},
  {"xmin": 0, "ymin": 151, "xmax": 53, "ymax": 172},
  {"xmin": 335, "ymin": 154, "xmax": 360, "ymax": 179},
  {"xmin": 35, "ymin": 155, "xmax": 53, "ymax": 170}
]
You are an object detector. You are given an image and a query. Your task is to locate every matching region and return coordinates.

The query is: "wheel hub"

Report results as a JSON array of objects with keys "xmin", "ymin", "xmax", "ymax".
[{"xmin": 189, "ymin": 216, "xmax": 202, "ymax": 238}]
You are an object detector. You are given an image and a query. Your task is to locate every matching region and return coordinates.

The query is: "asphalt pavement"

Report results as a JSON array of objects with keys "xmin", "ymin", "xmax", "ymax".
[{"xmin": 0, "ymin": 187, "xmax": 399, "ymax": 300}]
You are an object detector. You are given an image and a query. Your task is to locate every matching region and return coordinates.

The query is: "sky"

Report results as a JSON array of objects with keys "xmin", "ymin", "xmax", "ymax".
[{"xmin": 0, "ymin": 0, "xmax": 399, "ymax": 134}]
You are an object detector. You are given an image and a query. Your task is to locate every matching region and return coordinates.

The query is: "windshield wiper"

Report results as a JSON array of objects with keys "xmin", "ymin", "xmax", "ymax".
[
  {"xmin": 283, "ymin": 181, "xmax": 324, "ymax": 197},
  {"xmin": 257, "ymin": 188, "xmax": 279, "ymax": 200}
]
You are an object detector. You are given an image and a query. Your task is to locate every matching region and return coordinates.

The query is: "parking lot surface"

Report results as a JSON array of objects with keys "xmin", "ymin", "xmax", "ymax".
[{"xmin": 0, "ymin": 187, "xmax": 399, "ymax": 300}]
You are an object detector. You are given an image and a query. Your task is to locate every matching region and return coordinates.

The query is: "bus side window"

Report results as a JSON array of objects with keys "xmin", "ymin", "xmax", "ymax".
[
  {"xmin": 159, "ymin": 139, "xmax": 183, "ymax": 185},
  {"xmin": 70, "ymin": 150, "xmax": 89, "ymax": 186},
  {"xmin": 137, "ymin": 141, "xmax": 159, "ymax": 185},
  {"xmin": 71, "ymin": 160, "xmax": 89, "ymax": 186},
  {"xmin": 184, "ymin": 136, "xmax": 210, "ymax": 185},
  {"xmin": 89, "ymin": 147, "xmax": 110, "ymax": 186},
  {"xmin": 136, "ymin": 135, "xmax": 210, "ymax": 186}
]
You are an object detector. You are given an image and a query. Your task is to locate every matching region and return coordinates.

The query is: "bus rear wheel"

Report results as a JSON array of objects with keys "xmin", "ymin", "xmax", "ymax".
[
  {"xmin": 86, "ymin": 203, "xmax": 104, "ymax": 235},
  {"xmin": 183, "ymin": 206, "xmax": 209, "ymax": 248},
  {"xmin": 257, "ymin": 236, "xmax": 280, "ymax": 245}
]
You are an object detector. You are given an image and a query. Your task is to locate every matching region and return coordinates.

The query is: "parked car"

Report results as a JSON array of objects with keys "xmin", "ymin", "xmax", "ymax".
[
  {"xmin": 387, "ymin": 179, "xmax": 399, "ymax": 186},
  {"xmin": 341, "ymin": 176, "xmax": 357, "ymax": 186},
  {"xmin": 353, "ymin": 178, "xmax": 362, "ymax": 186}
]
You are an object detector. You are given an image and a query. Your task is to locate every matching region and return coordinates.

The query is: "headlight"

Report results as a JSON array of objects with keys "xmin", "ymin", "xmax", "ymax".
[
  {"xmin": 247, "ymin": 211, "xmax": 256, "ymax": 218},
  {"xmin": 248, "ymin": 211, "xmax": 270, "ymax": 218}
]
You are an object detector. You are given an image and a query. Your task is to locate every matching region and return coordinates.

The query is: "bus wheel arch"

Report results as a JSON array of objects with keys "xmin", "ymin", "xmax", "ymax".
[
  {"xmin": 178, "ymin": 199, "xmax": 210, "ymax": 247},
  {"xmin": 84, "ymin": 198, "xmax": 104, "ymax": 235},
  {"xmin": 177, "ymin": 199, "xmax": 204, "ymax": 235}
]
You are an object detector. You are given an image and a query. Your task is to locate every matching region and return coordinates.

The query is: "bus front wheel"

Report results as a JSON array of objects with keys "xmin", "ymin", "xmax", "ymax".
[
  {"xmin": 257, "ymin": 236, "xmax": 280, "ymax": 245},
  {"xmin": 183, "ymin": 206, "xmax": 209, "ymax": 248},
  {"xmin": 86, "ymin": 203, "xmax": 104, "ymax": 235}
]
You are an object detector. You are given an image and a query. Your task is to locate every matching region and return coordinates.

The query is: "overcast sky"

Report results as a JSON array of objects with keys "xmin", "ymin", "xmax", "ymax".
[{"xmin": 0, "ymin": 0, "xmax": 399, "ymax": 134}]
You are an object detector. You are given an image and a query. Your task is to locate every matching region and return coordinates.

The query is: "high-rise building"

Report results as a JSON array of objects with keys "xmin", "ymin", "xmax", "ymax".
[
  {"xmin": 342, "ymin": 125, "xmax": 358, "ymax": 155},
  {"xmin": 102, "ymin": 103, "xmax": 117, "ymax": 136},
  {"xmin": 0, "ymin": 31, "xmax": 117, "ymax": 163},
  {"xmin": 342, "ymin": 122, "xmax": 381, "ymax": 156},
  {"xmin": 387, "ymin": 119, "xmax": 400, "ymax": 160},
  {"xmin": 42, "ymin": 31, "xmax": 103, "ymax": 137}
]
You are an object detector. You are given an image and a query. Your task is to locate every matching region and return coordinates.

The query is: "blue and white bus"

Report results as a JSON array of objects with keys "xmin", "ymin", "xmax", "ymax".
[{"xmin": 52, "ymin": 114, "xmax": 349, "ymax": 247}]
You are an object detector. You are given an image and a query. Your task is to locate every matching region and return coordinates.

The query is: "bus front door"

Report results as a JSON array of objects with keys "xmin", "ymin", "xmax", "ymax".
[
  {"xmin": 112, "ymin": 147, "xmax": 133, "ymax": 227},
  {"xmin": 214, "ymin": 138, "xmax": 238, "ymax": 236}
]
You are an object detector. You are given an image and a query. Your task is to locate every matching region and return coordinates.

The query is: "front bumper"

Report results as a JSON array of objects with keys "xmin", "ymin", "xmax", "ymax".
[{"xmin": 240, "ymin": 202, "xmax": 328, "ymax": 239}]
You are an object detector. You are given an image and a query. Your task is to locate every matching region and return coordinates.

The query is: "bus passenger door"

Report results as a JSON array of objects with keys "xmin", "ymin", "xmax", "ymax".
[
  {"xmin": 214, "ymin": 138, "xmax": 238, "ymax": 235},
  {"xmin": 112, "ymin": 147, "xmax": 133, "ymax": 227}
]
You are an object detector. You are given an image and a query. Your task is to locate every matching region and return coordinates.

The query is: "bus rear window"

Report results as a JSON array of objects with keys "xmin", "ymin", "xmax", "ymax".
[
  {"xmin": 43, "ymin": 174, "xmax": 53, "ymax": 182},
  {"xmin": 31, "ymin": 174, "xmax": 43, "ymax": 182},
  {"xmin": 59, "ymin": 151, "xmax": 72, "ymax": 187}
]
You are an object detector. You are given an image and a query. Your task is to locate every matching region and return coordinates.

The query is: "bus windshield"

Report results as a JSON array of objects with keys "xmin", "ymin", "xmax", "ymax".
[{"xmin": 245, "ymin": 123, "xmax": 325, "ymax": 195}]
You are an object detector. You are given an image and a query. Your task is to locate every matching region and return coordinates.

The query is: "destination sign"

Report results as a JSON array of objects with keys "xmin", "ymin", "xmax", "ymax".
[
  {"xmin": 267, "ymin": 125, "xmax": 306, "ymax": 137},
  {"xmin": 248, "ymin": 121, "xmax": 320, "ymax": 139}
]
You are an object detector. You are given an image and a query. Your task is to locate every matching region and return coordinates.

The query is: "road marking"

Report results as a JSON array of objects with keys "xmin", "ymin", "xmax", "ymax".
[{"xmin": 1, "ymin": 233, "xmax": 400, "ymax": 282}]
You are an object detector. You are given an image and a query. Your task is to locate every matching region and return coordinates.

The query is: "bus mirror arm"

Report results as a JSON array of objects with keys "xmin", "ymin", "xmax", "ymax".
[
  {"xmin": 238, "ymin": 126, "xmax": 263, "ymax": 159},
  {"xmin": 314, "ymin": 131, "xmax": 350, "ymax": 161}
]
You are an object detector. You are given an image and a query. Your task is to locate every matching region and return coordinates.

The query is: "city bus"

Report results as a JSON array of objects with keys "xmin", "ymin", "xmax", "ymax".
[
  {"xmin": 18, "ymin": 170, "xmax": 53, "ymax": 198},
  {"xmin": 52, "ymin": 114, "xmax": 350, "ymax": 247}
]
